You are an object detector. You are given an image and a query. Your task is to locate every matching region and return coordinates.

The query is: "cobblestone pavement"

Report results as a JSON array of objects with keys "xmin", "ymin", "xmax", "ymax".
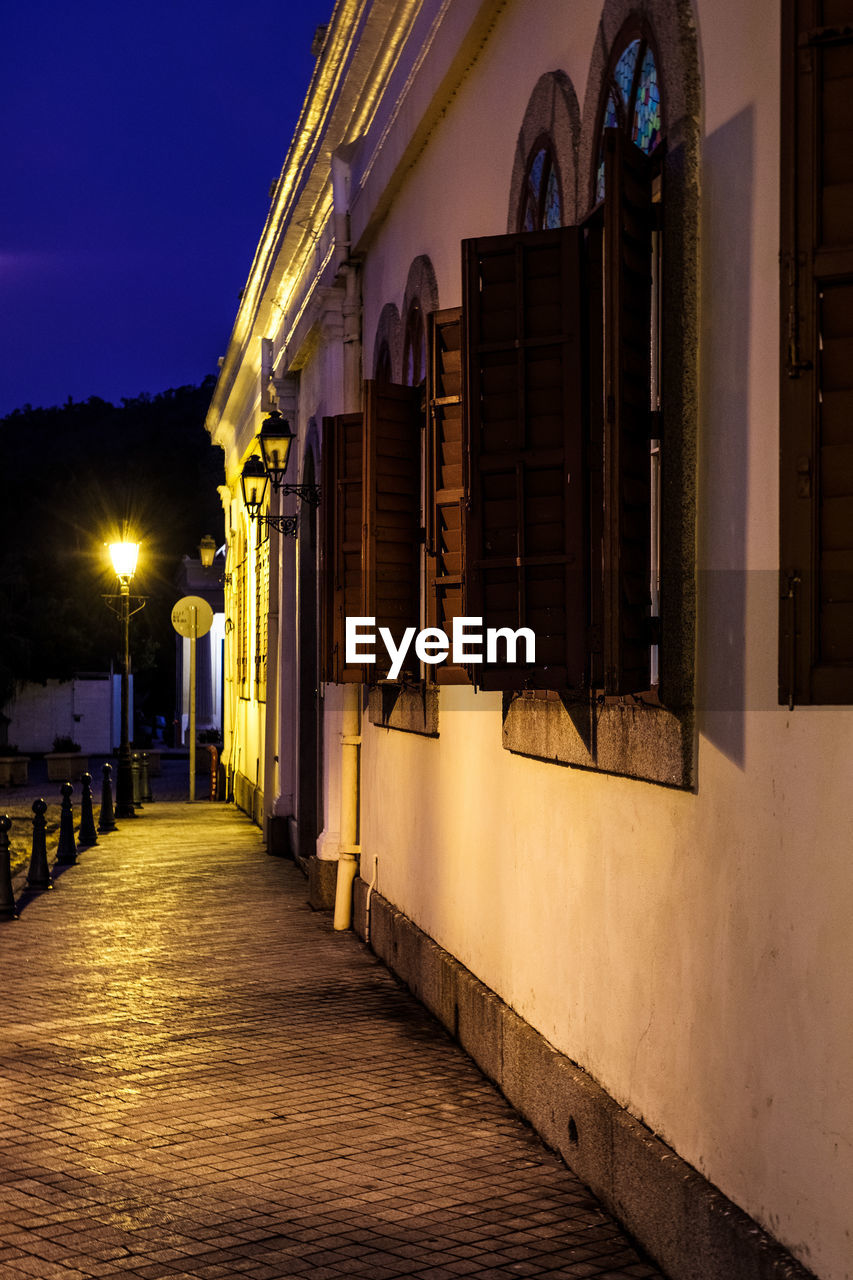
[
  {"xmin": 1, "ymin": 755, "xmax": 199, "ymax": 879},
  {"xmin": 0, "ymin": 801, "xmax": 663, "ymax": 1280}
]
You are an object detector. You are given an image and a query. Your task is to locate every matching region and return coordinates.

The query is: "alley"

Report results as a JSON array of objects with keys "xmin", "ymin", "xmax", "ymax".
[{"xmin": 1, "ymin": 801, "xmax": 661, "ymax": 1280}]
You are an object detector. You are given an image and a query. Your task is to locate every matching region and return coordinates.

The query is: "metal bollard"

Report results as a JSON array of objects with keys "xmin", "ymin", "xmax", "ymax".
[
  {"xmin": 141, "ymin": 752, "xmax": 153, "ymax": 803},
  {"xmin": 78, "ymin": 772, "xmax": 98, "ymax": 848},
  {"xmin": 98, "ymin": 762, "xmax": 116, "ymax": 833},
  {"xmin": 0, "ymin": 815, "xmax": 18, "ymax": 917},
  {"xmin": 208, "ymin": 745, "xmax": 219, "ymax": 800},
  {"xmin": 56, "ymin": 782, "xmax": 78, "ymax": 865},
  {"xmin": 27, "ymin": 799, "xmax": 52, "ymax": 890},
  {"xmin": 131, "ymin": 752, "xmax": 143, "ymax": 808}
]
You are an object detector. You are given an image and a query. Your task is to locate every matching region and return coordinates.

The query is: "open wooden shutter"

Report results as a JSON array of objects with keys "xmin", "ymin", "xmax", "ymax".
[
  {"xmin": 426, "ymin": 307, "xmax": 469, "ymax": 683},
  {"xmin": 780, "ymin": 1, "xmax": 853, "ymax": 704},
  {"xmin": 363, "ymin": 380, "xmax": 422, "ymax": 679},
  {"xmin": 254, "ymin": 531, "xmax": 269, "ymax": 701},
  {"xmin": 462, "ymin": 227, "xmax": 588, "ymax": 691},
  {"xmin": 602, "ymin": 127, "xmax": 654, "ymax": 695},
  {"xmin": 234, "ymin": 528, "xmax": 249, "ymax": 693},
  {"xmin": 320, "ymin": 412, "xmax": 364, "ymax": 683}
]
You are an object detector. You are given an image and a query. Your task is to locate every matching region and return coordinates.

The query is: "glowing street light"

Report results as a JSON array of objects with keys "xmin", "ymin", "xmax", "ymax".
[
  {"xmin": 109, "ymin": 541, "xmax": 139, "ymax": 580},
  {"xmin": 108, "ymin": 540, "xmax": 142, "ymax": 818}
]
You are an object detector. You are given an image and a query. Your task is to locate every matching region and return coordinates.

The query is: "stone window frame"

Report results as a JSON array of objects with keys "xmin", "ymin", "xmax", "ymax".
[
  {"xmin": 372, "ymin": 302, "xmax": 402, "ymax": 383},
  {"xmin": 507, "ymin": 71, "xmax": 581, "ymax": 233}
]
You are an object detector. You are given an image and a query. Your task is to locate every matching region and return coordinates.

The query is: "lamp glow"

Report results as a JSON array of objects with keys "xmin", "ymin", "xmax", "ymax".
[
  {"xmin": 240, "ymin": 456, "xmax": 269, "ymax": 519},
  {"xmin": 199, "ymin": 535, "xmax": 217, "ymax": 568},
  {"xmin": 109, "ymin": 541, "xmax": 139, "ymax": 580},
  {"xmin": 258, "ymin": 412, "xmax": 295, "ymax": 488}
]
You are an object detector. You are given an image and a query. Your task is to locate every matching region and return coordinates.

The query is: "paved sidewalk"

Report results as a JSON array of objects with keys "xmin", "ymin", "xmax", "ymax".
[{"xmin": 0, "ymin": 802, "xmax": 662, "ymax": 1280}]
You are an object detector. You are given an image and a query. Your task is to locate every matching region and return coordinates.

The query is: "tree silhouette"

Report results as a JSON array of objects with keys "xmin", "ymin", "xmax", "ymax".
[{"xmin": 0, "ymin": 377, "xmax": 223, "ymax": 726}]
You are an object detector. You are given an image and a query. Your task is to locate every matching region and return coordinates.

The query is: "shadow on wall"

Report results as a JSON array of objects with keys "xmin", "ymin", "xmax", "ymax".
[{"xmin": 697, "ymin": 106, "xmax": 754, "ymax": 770}]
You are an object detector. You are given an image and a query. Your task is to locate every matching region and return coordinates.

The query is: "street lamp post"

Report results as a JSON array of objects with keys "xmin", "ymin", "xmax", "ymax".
[{"xmin": 108, "ymin": 541, "xmax": 140, "ymax": 819}]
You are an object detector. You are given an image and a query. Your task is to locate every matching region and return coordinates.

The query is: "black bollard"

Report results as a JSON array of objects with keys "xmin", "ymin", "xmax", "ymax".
[
  {"xmin": 141, "ymin": 752, "xmax": 153, "ymax": 803},
  {"xmin": 55, "ymin": 782, "xmax": 78, "ymax": 865},
  {"xmin": 27, "ymin": 799, "xmax": 52, "ymax": 890},
  {"xmin": 78, "ymin": 773, "xmax": 98, "ymax": 848},
  {"xmin": 0, "ymin": 815, "xmax": 18, "ymax": 918},
  {"xmin": 131, "ymin": 752, "xmax": 143, "ymax": 808},
  {"xmin": 98, "ymin": 762, "xmax": 116, "ymax": 833}
]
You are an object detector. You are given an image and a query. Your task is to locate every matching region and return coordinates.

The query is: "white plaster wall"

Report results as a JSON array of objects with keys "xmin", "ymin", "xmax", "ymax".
[
  {"xmin": 5, "ymin": 677, "xmax": 114, "ymax": 754},
  {"xmin": 353, "ymin": 1, "xmax": 853, "ymax": 1277},
  {"xmin": 362, "ymin": 0, "xmax": 598, "ymax": 342}
]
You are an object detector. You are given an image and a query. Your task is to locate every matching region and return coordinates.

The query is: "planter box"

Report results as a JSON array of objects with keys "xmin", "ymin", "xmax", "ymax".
[
  {"xmin": 46, "ymin": 752, "xmax": 90, "ymax": 783},
  {"xmin": 0, "ymin": 756, "xmax": 30, "ymax": 786}
]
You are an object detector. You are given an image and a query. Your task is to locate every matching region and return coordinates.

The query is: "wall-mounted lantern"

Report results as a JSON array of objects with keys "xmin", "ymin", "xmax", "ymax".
[
  {"xmin": 239, "ymin": 412, "xmax": 320, "ymax": 538},
  {"xmin": 199, "ymin": 534, "xmax": 217, "ymax": 568}
]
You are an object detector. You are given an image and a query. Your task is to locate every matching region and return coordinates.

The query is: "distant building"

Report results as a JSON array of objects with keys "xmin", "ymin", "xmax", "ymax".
[
  {"xmin": 173, "ymin": 554, "xmax": 225, "ymax": 746},
  {"xmin": 2, "ymin": 673, "xmax": 123, "ymax": 754},
  {"xmin": 205, "ymin": 4, "xmax": 852, "ymax": 1279}
]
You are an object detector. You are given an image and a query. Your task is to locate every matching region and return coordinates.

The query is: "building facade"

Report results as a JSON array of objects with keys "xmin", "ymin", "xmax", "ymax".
[{"xmin": 205, "ymin": 3, "xmax": 853, "ymax": 1278}]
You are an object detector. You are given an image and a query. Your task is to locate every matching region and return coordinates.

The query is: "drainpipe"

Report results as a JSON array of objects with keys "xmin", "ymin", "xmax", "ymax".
[
  {"xmin": 333, "ymin": 684, "xmax": 360, "ymax": 930},
  {"xmin": 333, "ymin": 235, "xmax": 362, "ymax": 930}
]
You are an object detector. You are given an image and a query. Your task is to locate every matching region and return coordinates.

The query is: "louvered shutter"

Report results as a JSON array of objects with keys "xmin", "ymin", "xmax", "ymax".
[
  {"xmin": 780, "ymin": 1, "xmax": 853, "ymax": 704},
  {"xmin": 235, "ymin": 531, "xmax": 248, "ymax": 693},
  {"xmin": 320, "ymin": 413, "xmax": 364, "ymax": 683},
  {"xmin": 363, "ymin": 381, "xmax": 422, "ymax": 679},
  {"xmin": 255, "ymin": 532, "xmax": 269, "ymax": 701},
  {"xmin": 426, "ymin": 308, "xmax": 469, "ymax": 683},
  {"xmin": 602, "ymin": 127, "xmax": 654, "ymax": 695},
  {"xmin": 462, "ymin": 228, "xmax": 588, "ymax": 691}
]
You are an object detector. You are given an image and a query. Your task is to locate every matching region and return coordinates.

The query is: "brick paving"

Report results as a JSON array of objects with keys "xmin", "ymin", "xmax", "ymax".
[{"xmin": 0, "ymin": 800, "xmax": 663, "ymax": 1280}]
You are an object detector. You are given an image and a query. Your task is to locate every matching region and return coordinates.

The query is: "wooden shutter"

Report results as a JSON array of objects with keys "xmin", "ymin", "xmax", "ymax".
[
  {"xmin": 426, "ymin": 307, "xmax": 469, "ymax": 683},
  {"xmin": 602, "ymin": 127, "xmax": 654, "ymax": 695},
  {"xmin": 462, "ymin": 227, "xmax": 588, "ymax": 691},
  {"xmin": 780, "ymin": 0, "xmax": 853, "ymax": 705},
  {"xmin": 254, "ymin": 532, "xmax": 269, "ymax": 702},
  {"xmin": 320, "ymin": 413, "xmax": 364, "ymax": 683},
  {"xmin": 363, "ymin": 380, "xmax": 422, "ymax": 679},
  {"xmin": 235, "ymin": 530, "xmax": 248, "ymax": 693}
]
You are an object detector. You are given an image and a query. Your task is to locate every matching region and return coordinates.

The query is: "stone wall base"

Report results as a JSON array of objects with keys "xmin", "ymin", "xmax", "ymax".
[
  {"xmin": 352, "ymin": 878, "xmax": 816, "ymax": 1280},
  {"xmin": 308, "ymin": 857, "xmax": 337, "ymax": 911},
  {"xmin": 233, "ymin": 771, "xmax": 263, "ymax": 828}
]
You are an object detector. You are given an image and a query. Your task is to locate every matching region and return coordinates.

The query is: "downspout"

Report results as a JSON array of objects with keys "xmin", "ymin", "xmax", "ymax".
[
  {"xmin": 333, "ymin": 682, "xmax": 361, "ymax": 929},
  {"xmin": 333, "ymin": 184, "xmax": 363, "ymax": 929}
]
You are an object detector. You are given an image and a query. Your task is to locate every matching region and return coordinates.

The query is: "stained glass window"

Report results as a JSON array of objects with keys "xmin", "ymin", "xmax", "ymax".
[
  {"xmin": 632, "ymin": 45, "xmax": 661, "ymax": 155},
  {"xmin": 596, "ymin": 93, "xmax": 621, "ymax": 202},
  {"xmin": 544, "ymin": 166, "xmax": 561, "ymax": 230},
  {"xmin": 519, "ymin": 141, "xmax": 563, "ymax": 231},
  {"xmin": 614, "ymin": 39, "xmax": 641, "ymax": 107},
  {"xmin": 596, "ymin": 35, "xmax": 663, "ymax": 203}
]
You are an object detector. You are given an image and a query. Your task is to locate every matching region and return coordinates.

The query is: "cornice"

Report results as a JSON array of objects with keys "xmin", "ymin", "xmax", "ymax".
[{"xmin": 206, "ymin": 0, "xmax": 422, "ymax": 446}]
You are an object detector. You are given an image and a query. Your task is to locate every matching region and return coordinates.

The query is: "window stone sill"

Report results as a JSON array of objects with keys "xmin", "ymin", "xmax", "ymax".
[
  {"xmin": 502, "ymin": 693, "xmax": 694, "ymax": 789},
  {"xmin": 368, "ymin": 684, "xmax": 439, "ymax": 736}
]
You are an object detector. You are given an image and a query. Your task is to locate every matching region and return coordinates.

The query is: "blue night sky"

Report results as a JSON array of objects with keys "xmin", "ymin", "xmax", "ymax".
[{"xmin": 1, "ymin": 0, "xmax": 333, "ymax": 417}]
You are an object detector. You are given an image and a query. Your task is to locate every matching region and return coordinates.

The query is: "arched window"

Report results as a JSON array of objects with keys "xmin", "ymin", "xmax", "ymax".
[
  {"xmin": 403, "ymin": 297, "xmax": 425, "ymax": 387},
  {"xmin": 519, "ymin": 137, "xmax": 563, "ymax": 231},
  {"xmin": 594, "ymin": 32, "xmax": 662, "ymax": 203}
]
